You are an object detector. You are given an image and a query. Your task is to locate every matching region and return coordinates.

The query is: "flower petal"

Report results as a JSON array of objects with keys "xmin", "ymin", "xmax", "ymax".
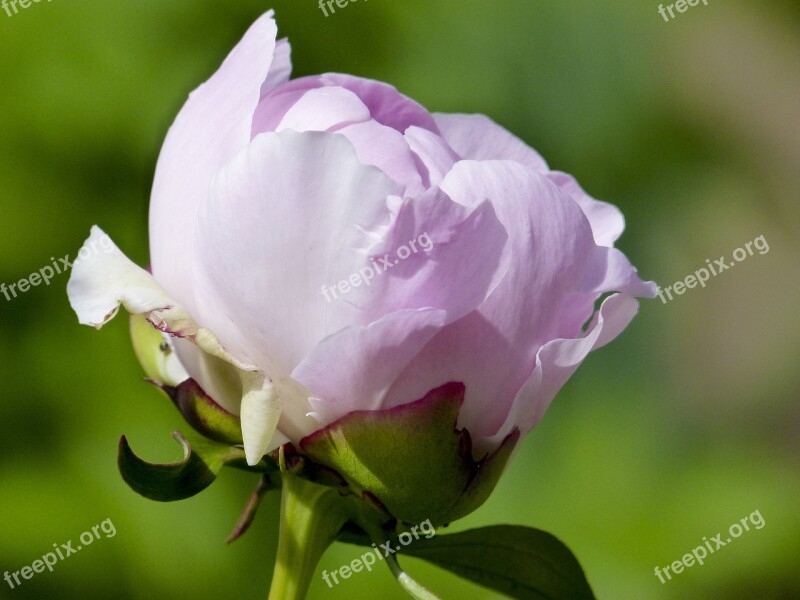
[
  {"xmin": 576, "ymin": 246, "xmax": 658, "ymax": 298},
  {"xmin": 483, "ymin": 293, "xmax": 640, "ymax": 452},
  {"xmin": 432, "ymin": 113, "xmax": 549, "ymax": 172},
  {"xmin": 547, "ymin": 171, "xmax": 625, "ymax": 247},
  {"xmin": 193, "ymin": 131, "xmax": 507, "ymax": 384},
  {"xmin": 335, "ymin": 120, "xmax": 425, "ymax": 193},
  {"xmin": 239, "ymin": 371, "xmax": 282, "ymax": 466},
  {"xmin": 149, "ymin": 11, "xmax": 281, "ymax": 316},
  {"xmin": 404, "ymin": 125, "xmax": 459, "ymax": 188},
  {"xmin": 66, "ymin": 227, "xmax": 289, "ymax": 459},
  {"xmin": 383, "ymin": 160, "xmax": 616, "ymax": 441},
  {"xmin": 297, "ymin": 308, "xmax": 448, "ymax": 424},
  {"xmin": 260, "ymin": 37, "xmax": 292, "ymax": 96},
  {"xmin": 276, "ymin": 86, "xmax": 371, "ymax": 133},
  {"xmin": 191, "ymin": 130, "xmax": 403, "ymax": 376},
  {"xmin": 320, "ymin": 74, "xmax": 439, "ymax": 134}
]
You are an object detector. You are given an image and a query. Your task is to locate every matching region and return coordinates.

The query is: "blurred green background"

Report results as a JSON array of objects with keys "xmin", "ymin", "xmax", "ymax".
[{"xmin": 1, "ymin": 1, "xmax": 798, "ymax": 598}]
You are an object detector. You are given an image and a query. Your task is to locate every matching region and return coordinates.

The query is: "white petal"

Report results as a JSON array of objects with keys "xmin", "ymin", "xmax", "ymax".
[
  {"xmin": 239, "ymin": 371, "xmax": 282, "ymax": 466},
  {"xmin": 67, "ymin": 227, "xmax": 288, "ymax": 457},
  {"xmin": 67, "ymin": 226, "xmax": 255, "ymax": 371}
]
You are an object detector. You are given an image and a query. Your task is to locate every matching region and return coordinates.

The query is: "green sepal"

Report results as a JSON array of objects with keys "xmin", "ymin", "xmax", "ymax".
[
  {"xmin": 339, "ymin": 524, "xmax": 596, "ymax": 600},
  {"xmin": 118, "ymin": 431, "xmax": 277, "ymax": 502},
  {"xmin": 446, "ymin": 428, "xmax": 520, "ymax": 522},
  {"xmin": 154, "ymin": 378, "xmax": 244, "ymax": 445},
  {"xmin": 300, "ymin": 382, "xmax": 518, "ymax": 525}
]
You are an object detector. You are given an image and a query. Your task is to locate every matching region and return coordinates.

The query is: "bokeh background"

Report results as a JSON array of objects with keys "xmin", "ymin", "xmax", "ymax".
[{"xmin": 1, "ymin": 0, "xmax": 798, "ymax": 598}]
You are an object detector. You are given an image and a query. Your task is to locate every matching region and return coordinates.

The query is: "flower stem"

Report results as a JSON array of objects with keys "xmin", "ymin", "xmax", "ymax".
[
  {"xmin": 356, "ymin": 519, "xmax": 441, "ymax": 600},
  {"xmin": 267, "ymin": 473, "xmax": 352, "ymax": 600}
]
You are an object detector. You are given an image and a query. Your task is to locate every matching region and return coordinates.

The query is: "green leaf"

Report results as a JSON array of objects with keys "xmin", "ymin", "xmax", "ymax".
[
  {"xmin": 340, "ymin": 524, "xmax": 596, "ymax": 600},
  {"xmin": 118, "ymin": 431, "xmax": 256, "ymax": 501}
]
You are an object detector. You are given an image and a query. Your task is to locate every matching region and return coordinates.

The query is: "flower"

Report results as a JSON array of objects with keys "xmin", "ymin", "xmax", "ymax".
[{"xmin": 67, "ymin": 10, "xmax": 655, "ymax": 473}]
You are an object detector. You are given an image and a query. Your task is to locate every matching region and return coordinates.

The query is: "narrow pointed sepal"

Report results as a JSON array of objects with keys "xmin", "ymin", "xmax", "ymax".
[{"xmin": 118, "ymin": 432, "xmax": 242, "ymax": 501}]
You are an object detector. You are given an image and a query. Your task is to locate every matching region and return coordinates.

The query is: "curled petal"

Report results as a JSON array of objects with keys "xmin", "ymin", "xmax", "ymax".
[
  {"xmin": 484, "ymin": 293, "xmax": 640, "ymax": 452},
  {"xmin": 67, "ymin": 227, "xmax": 290, "ymax": 458},
  {"xmin": 67, "ymin": 226, "xmax": 254, "ymax": 371},
  {"xmin": 548, "ymin": 171, "xmax": 625, "ymax": 248}
]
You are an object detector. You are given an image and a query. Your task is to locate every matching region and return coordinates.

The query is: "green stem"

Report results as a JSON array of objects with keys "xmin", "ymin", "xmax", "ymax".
[
  {"xmin": 267, "ymin": 473, "xmax": 352, "ymax": 600},
  {"xmin": 355, "ymin": 519, "xmax": 441, "ymax": 600}
]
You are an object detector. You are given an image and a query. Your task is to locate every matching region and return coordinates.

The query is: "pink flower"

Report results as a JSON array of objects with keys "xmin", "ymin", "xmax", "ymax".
[{"xmin": 67, "ymin": 11, "xmax": 655, "ymax": 467}]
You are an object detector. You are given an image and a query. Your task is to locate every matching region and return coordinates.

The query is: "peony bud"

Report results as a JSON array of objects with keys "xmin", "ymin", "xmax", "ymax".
[{"xmin": 67, "ymin": 10, "xmax": 655, "ymax": 527}]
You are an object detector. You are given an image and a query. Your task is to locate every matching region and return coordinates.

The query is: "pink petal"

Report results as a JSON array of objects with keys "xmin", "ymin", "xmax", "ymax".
[
  {"xmin": 548, "ymin": 171, "xmax": 625, "ymax": 247},
  {"xmin": 191, "ymin": 131, "xmax": 509, "ymax": 383},
  {"xmin": 149, "ymin": 12, "xmax": 282, "ymax": 316},
  {"xmin": 404, "ymin": 126, "xmax": 460, "ymax": 188},
  {"xmin": 297, "ymin": 308, "xmax": 448, "ymax": 423},
  {"xmin": 483, "ymin": 293, "xmax": 641, "ymax": 452},
  {"xmin": 190, "ymin": 130, "xmax": 403, "ymax": 376},
  {"xmin": 432, "ymin": 113, "xmax": 549, "ymax": 172},
  {"xmin": 334, "ymin": 120, "xmax": 425, "ymax": 194},
  {"xmin": 276, "ymin": 86, "xmax": 371, "ymax": 133},
  {"xmin": 385, "ymin": 160, "xmax": 596, "ymax": 437},
  {"xmin": 321, "ymin": 73, "xmax": 439, "ymax": 134}
]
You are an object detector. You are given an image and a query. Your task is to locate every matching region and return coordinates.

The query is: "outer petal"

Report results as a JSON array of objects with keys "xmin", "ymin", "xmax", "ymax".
[
  {"xmin": 66, "ymin": 227, "xmax": 284, "ymax": 465},
  {"xmin": 385, "ymin": 160, "xmax": 654, "ymax": 447},
  {"xmin": 67, "ymin": 227, "xmax": 252, "ymax": 369},
  {"xmin": 191, "ymin": 131, "xmax": 508, "ymax": 382},
  {"xmin": 432, "ymin": 113, "xmax": 549, "ymax": 172},
  {"xmin": 384, "ymin": 161, "xmax": 594, "ymax": 436},
  {"xmin": 484, "ymin": 293, "xmax": 641, "ymax": 451},
  {"xmin": 547, "ymin": 171, "xmax": 625, "ymax": 247},
  {"xmin": 260, "ymin": 37, "xmax": 292, "ymax": 95},
  {"xmin": 149, "ymin": 11, "xmax": 282, "ymax": 317},
  {"xmin": 435, "ymin": 115, "xmax": 629, "ymax": 248},
  {"xmin": 239, "ymin": 372, "xmax": 282, "ymax": 465},
  {"xmin": 296, "ymin": 308, "xmax": 448, "ymax": 423},
  {"xmin": 576, "ymin": 246, "xmax": 658, "ymax": 298}
]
